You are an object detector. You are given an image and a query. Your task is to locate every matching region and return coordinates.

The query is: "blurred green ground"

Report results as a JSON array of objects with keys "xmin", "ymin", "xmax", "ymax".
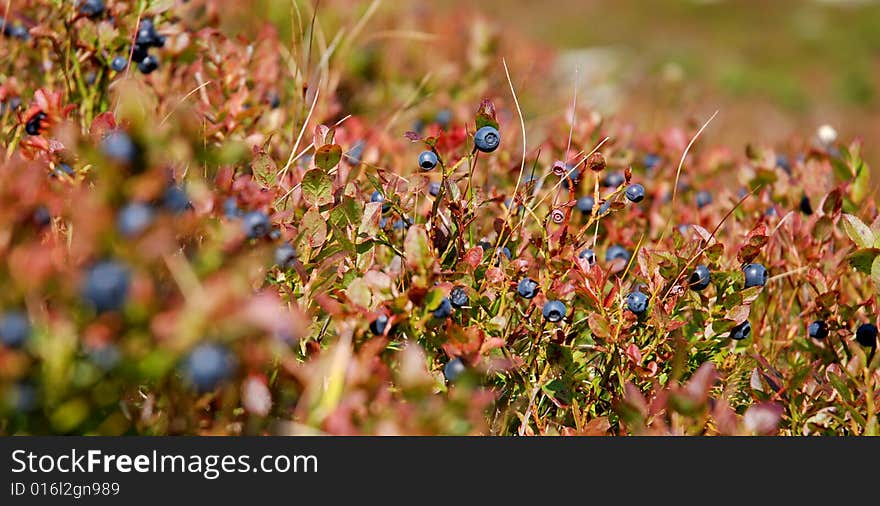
[
  {"xmin": 236, "ymin": 0, "xmax": 880, "ymax": 165},
  {"xmin": 447, "ymin": 0, "xmax": 880, "ymax": 165}
]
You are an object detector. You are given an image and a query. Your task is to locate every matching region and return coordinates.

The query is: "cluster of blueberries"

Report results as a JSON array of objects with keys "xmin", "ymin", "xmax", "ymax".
[
  {"xmin": 111, "ymin": 18, "xmax": 164, "ymax": 74},
  {"xmin": 358, "ymin": 123, "xmax": 880, "ymax": 382}
]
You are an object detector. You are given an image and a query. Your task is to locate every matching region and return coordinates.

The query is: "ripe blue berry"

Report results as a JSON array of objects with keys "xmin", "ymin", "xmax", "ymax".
[
  {"xmin": 644, "ymin": 154, "xmax": 661, "ymax": 170},
  {"xmin": 274, "ymin": 243, "xmax": 297, "ymax": 268},
  {"xmin": 495, "ymin": 246, "xmax": 512, "ymax": 261},
  {"xmin": 626, "ymin": 291, "xmax": 649, "ymax": 314},
  {"xmin": 695, "ymin": 190, "xmax": 712, "ymax": 209},
  {"xmin": 808, "ymin": 320, "xmax": 828, "ymax": 340},
  {"xmin": 517, "ymin": 277, "xmax": 539, "ymax": 299},
  {"xmin": 52, "ymin": 163, "xmax": 74, "ymax": 178},
  {"xmin": 577, "ymin": 195, "xmax": 595, "ymax": 214},
  {"xmin": 450, "ymin": 286, "xmax": 468, "ymax": 308},
  {"xmin": 855, "ymin": 323, "xmax": 878, "ymax": 347},
  {"xmin": 25, "ymin": 111, "xmax": 46, "ymax": 136},
  {"xmin": 605, "ymin": 245, "xmax": 630, "ymax": 264},
  {"xmin": 81, "ymin": 261, "xmax": 130, "ymax": 313},
  {"xmin": 432, "ymin": 298, "xmax": 452, "ymax": 319},
  {"xmin": 542, "ymin": 300, "xmax": 567, "ymax": 322},
  {"xmin": 418, "ymin": 150, "xmax": 438, "ymax": 171},
  {"xmin": 602, "ymin": 171, "xmax": 625, "ymax": 188},
  {"xmin": 776, "ymin": 154, "xmax": 791, "ymax": 173},
  {"xmin": 0, "ymin": 311, "xmax": 31, "ymax": 348},
  {"xmin": 163, "ymin": 185, "xmax": 191, "ymax": 213},
  {"xmin": 110, "ymin": 56, "xmax": 127, "ymax": 72},
  {"xmin": 444, "ymin": 358, "xmax": 466, "ymax": 382},
  {"xmin": 370, "ymin": 314, "xmax": 389, "ymax": 336},
  {"xmin": 689, "ymin": 264, "xmax": 711, "ymax": 291},
  {"xmin": 428, "ymin": 182, "xmax": 441, "ymax": 197},
  {"xmin": 597, "ymin": 201, "xmax": 611, "ymax": 215},
  {"xmin": 625, "ymin": 184, "xmax": 645, "ymax": 203},
  {"xmin": 799, "ymin": 195, "xmax": 813, "ymax": 215},
  {"xmin": 78, "ymin": 0, "xmax": 105, "ymax": 18},
  {"xmin": 223, "ymin": 197, "xmax": 241, "ymax": 218},
  {"xmin": 435, "ymin": 109, "xmax": 452, "ymax": 129},
  {"xmin": 730, "ymin": 321, "xmax": 751, "ymax": 340},
  {"xmin": 138, "ymin": 55, "xmax": 159, "ymax": 74},
  {"xmin": 743, "ymin": 263, "xmax": 768, "ymax": 288},
  {"xmin": 182, "ymin": 343, "xmax": 234, "ymax": 393},
  {"xmin": 101, "ymin": 131, "xmax": 138, "ymax": 165},
  {"xmin": 562, "ymin": 166, "xmax": 580, "ymax": 190},
  {"xmin": 578, "ymin": 248, "xmax": 596, "ymax": 265},
  {"xmin": 32, "ymin": 206, "xmax": 51, "ymax": 228},
  {"xmin": 117, "ymin": 202, "xmax": 154, "ymax": 237},
  {"xmin": 474, "ymin": 125, "xmax": 500, "ymax": 153},
  {"xmin": 242, "ymin": 211, "xmax": 271, "ymax": 239},
  {"xmin": 370, "ymin": 190, "xmax": 391, "ymax": 213}
]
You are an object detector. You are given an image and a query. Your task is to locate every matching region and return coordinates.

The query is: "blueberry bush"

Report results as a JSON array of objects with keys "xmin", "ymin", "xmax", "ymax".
[{"xmin": 1, "ymin": 1, "xmax": 878, "ymax": 435}]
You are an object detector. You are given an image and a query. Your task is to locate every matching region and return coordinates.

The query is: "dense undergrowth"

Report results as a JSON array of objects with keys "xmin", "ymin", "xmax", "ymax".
[{"xmin": 1, "ymin": 0, "xmax": 878, "ymax": 435}]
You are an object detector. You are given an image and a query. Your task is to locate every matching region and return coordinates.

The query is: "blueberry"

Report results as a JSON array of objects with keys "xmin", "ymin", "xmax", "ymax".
[
  {"xmin": 474, "ymin": 125, "xmax": 500, "ymax": 153},
  {"xmin": 131, "ymin": 43, "xmax": 149, "ymax": 64},
  {"xmin": 644, "ymin": 153, "xmax": 661, "ymax": 170},
  {"xmin": 78, "ymin": 0, "xmax": 105, "ymax": 18},
  {"xmin": 695, "ymin": 190, "xmax": 712, "ymax": 209},
  {"xmin": 597, "ymin": 201, "xmax": 611, "ymax": 215},
  {"xmin": 689, "ymin": 264, "xmax": 711, "ymax": 291},
  {"xmin": 799, "ymin": 195, "xmax": 813, "ymax": 215},
  {"xmin": 626, "ymin": 291, "xmax": 649, "ymax": 314},
  {"xmin": 443, "ymin": 358, "xmax": 466, "ymax": 382},
  {"xmin": 393, "ymin": 217, "xmax": 413, "ymax": 230},
  {"xmin": 8, "ymin": 24, "xmax": 28, "ymax": 40},
  {"xmin": 602, "ymin": 171, "xmax": 625, "ymax": 188},
  {"xmin": 855, "ymin": 323, "xmax": 878, "ymax": 347},
  {"xmin": 163, "ymin": 185, "xmax": 191, "ymax": 213},
  {"xmin": 517, "ymin": 277, "xmax": 539, "ymax": 299},
  {"xmin": 138, "ymin": 55, "xmax": 159, "ymax": 74},
  {"xmin": 562, "ymin": 165, "xmax": 580, "ymax": 190},
  {"xmin": 52, "ymin": 163, "xmax": 74, "ymax": 178},
  {"xmin": 110, "ymin": 56, "xmax": 127, "ymax": 72},
  {"xmin": 117, "ymin": 202, "xmax": 154, "ymax": 237},
  {"xmin": 625, "ymin": 184, "xmax": 645, "ymax": 203},
  {"xmin": 369, "ymin": 314, "xmax": 389, "ymax": 336},
  {"xmin": 776, "ymin": 154, "xmax": 791, "ymax": 173},
  {"xmin": 274, "ymin": 243, "xmax": 297, "ymax": 268},
  {"xmin": 432, "ymin": 298, "xmax": 452, "ymax": 319},
  {"xmin": 428, "ymin": 182, "xmax": 441, "ymax": 197},
  {"xmin": 435, "ymin": 109, "xmax": 453, "ymax": 129},
  {"xmin": 88, "ymin": 344, "xmax": 121, "ymax": 371},
  {"xmin": 223, "ymin": 197, "xmax": 241, "ymax": 218},
  {"xmin": 370, "ymin": 190, "xmax": 391, "ymax": 213},
  {"xmin": 605, "ymin": 245, "xmax": 630, "ymax": 264},
  {"xmin": 418, "ymin": 150, "xmax": 438, "ymax": 171},
  {"xmin": 242, "ymin": 211, "xmax": 271, "ymax": 239},
  {"xmin": 182, "ymin": 343, "xmax": 234, "ymax": 393},
  {"xmin": 32, "ymin": 206, "xmax": 51, "ymax": 228},
  {"xmin": 743, "ymin": 263, "xmax": 768, "ymax": 288},
  {"xmin": 0, "ymin": 311, "xmax": 31, "ymax": 348},
  {"xmin": 450, "ymin": 286, "xmax": 468, "ymax": 308},
  {"xmin": 578, "ymin": 248, "xmax": 596, "ymax": 265},
  {"xmin": 267, "ymin": 90, "xmax": 281, "ymax": 110},
  {"xmin": 346, "ymin": 140, "xmax": 364, "ymax": 165},
  {"xmin": 495, "ymin": 246, "xmax": 512, "ymax": 261},
  {"xmin": 136, "ymin": 19, "xmax": 162, "ymax": 47},
  {"xmin": 542, "ymin": 300, "xmax": 567, "ymax": 322},
  {"xmin": 379, "ymin": 217, "xmax": 388, "ymax": 228},
  {"xmin": 808, "ymin": 320, "xmax": 828, "ymax": 340},
  {"xmin": 577, "ymin": 195, "xmax": 595, "ymax": 214},
  {"xmin": 730, "ymin": 321, "xmax": 751, "ymax": 340},
  {"xmin": 9, "ymin": 382, "xmax": 38, "ymax": 413},
  {"xmin": 101, "ymin": 131, "xmax": 138, "ymax": 165},
  {"xmin": 81, "ymin": 260, "xmax": 130, "ymax": 313},
  {"xmin": 24, "ymin": 111, "xmax": 46, "ymax": 136}
]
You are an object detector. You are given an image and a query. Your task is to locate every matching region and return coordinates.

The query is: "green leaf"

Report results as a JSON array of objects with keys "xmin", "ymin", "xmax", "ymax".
[
  {"xmin": 302, "ymin": 169, "xmax": 334, "ymax": 207},
  {"xmin": 841, "ymin": 214, "xmax": 875, "ymax": 249},
  {"xmin": 847, "ymin": 248, "xmax": 880, "ymax": 274},
  {"xmin": 299, "ymin": 206, "xmax": 327, "ymax": 255},
  {"xmin": 315, "ymin": 144, "xmax": 342, "ymax": 172},
  {"xmin": 871, "ymin": 256, "xmax": 880, "ymax": 296},
  {"xmin": 424, "ymin": 288, "xmax": 444, "ymax": 313},
  {"xmin": 404, "ymin": 225, "xmax": 432, "ymax": 273},
  {"xmin": 251, "ymin": 152, "xmax": 277, "ymax": 187}
]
